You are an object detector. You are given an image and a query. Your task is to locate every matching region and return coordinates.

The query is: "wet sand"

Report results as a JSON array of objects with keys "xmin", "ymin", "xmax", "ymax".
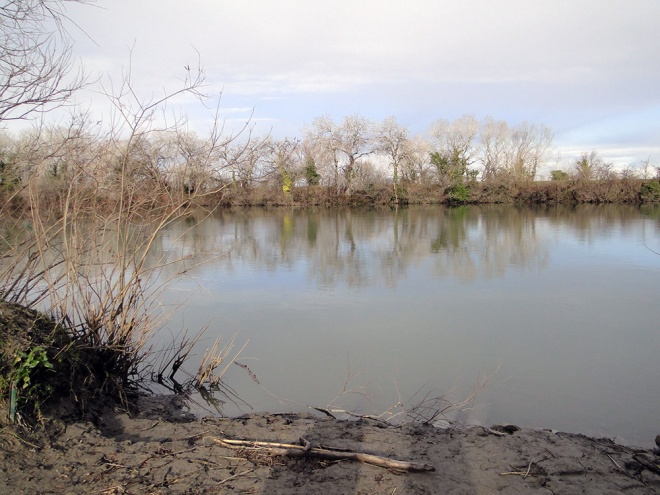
[{"xmin": 1, "ymin": 396, "xmax": 658, "ymax": 494}]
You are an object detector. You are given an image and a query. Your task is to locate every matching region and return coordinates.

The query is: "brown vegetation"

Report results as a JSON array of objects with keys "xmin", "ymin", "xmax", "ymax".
[
  {"xmin": 0, "ymin": 2, "xmax": 248, "ymax": 424},
  {"xmin": 185, "ymin": 176, "xmax": 658, "ymax": 208},
  {"xmin": 1, "ymin": 0, "xmax": 658, "ymax": 437}
]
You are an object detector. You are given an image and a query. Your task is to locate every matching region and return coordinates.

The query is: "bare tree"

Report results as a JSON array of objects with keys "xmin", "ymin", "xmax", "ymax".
[
  {"xmin": 400, "ymin": 134, "xmax": 432, "ymax": 183},
  {"xmin": 429, "ymin": 114, "xmax": 479, "ymax": 165},
  {"xmin": 221, "ymin": 136, "xmax": 270, "ymax": 190},
  {"xmin": 572, "ymin": 150, "xmax": 615, "ymax": 181},
  {"xmin": 165, "ymin": 130, "xmax": 228, "ymax": 196},
  {"xmin": 479, "ymin": 117, "xmax": 509, "ymax": 181},
  {"xmin": 305, "ymin": 114, "xmax": 375, "ymax": 193},
  {"xmin": 428, "ymin": 114, "xmax": 479, "ymax": 187},
  {"xmin": 337, "ymin": 114, "xmax": 374, "ymax": 191},
  {"xmin": 639, "ymin": 156, "xmax": 654, "ymax": 180},
  {"xmin": 505, "ymin": 121, "xmax": 553, "ymax": 181},
  {"xmin": 376, "ymin": 116, "xmax": 409, "ymax": 203},
  {"xmin": 478, "ymin": 118, "xmax": 552, "ymax": 182},
  {"xmin": 16, "ymin": 109, "xmax": 101, "ymax": 187},
  {"xmin": 0, "ymin": 0, "xmax": 88, "ymax": 123},
  {"xmin": 263, "ymin": 137, "xmax": 302, "ymax": 194},
  {"xmin": 304, "ymin": 115, "xmax": 341, "ymax": 189}
]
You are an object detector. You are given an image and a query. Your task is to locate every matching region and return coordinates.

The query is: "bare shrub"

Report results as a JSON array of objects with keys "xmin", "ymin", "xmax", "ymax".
[{"xmin": 0, "ymin": 59, "xmax": 249, "ymax": 412}]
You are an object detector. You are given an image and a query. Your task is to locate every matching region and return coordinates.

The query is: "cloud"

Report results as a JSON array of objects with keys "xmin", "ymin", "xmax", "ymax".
[
  {"xmin": 219, "ymin": 107, "xmax": 255, "ymax": 114},
  {"xmin": 220, "ymin": 72, "xmax": 370, "ymax": 97},
  {"xmin": 69, "ymin": 1, "xmax": 660, "ymax": 96},
  {"xmin": 34, "ymin": 0, "xmax": 660, "ymax": 164}
]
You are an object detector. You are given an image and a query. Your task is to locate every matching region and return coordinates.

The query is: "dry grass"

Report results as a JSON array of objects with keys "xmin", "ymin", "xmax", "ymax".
[
  {"xmin": 0, "ymin": 62, "xmax": 249, "ymax": 418},
  {"xmin": 306, "ymin": 361, "xmax": 498, "ymax": 429},
  {"xmin": 194, "ymin": 335, "xmax": 249, "ymax": 389}
]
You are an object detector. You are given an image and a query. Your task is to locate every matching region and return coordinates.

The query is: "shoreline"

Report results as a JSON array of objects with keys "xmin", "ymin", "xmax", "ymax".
[{"xmin": 1, "ymin": 396, "xmax": 658, "ymax": 494}]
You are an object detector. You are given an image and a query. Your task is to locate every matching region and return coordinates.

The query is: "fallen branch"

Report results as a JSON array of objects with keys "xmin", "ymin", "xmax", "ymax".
[
  {"xmin": 207, "ymin": 436, "xmax": 435, "ymax": 472},
  {"xmin": 313, "ymin": 407, "xmax": 394, "ymax": 426},
  {"xmin": 633, "ymin": 453, "xmax": 660, "ymax": 476}
]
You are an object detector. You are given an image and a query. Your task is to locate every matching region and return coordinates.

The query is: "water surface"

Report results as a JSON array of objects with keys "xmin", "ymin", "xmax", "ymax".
[{"xmin": 152, "ymin": 204, "xmax": 660, "ymax": 447}]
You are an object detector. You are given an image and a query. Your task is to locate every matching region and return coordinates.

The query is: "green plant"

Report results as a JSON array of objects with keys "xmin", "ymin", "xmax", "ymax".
[
  {"xmin": 391, "ymin": 183, "xmax": 408, "ymax": 204},
  {"xmin": 0, "ymin": 160, "xmax": 20, "ymax": 192},
  {"xmin": 640, "ymin": 180, "xmax": 660, "ymax": 202},
  {"xmin": 445, "ymin": 183, "xmax": 470, "ymax": 204},
  {"xmin": 12, "ymin": 347, "xmax": 53, "ymax": 391},
  {"xmin": 305, "ymin": 158, "xmax": 321, "ymax": 186},
  {"xmin": 550, "ymin": 170, "xmax": 569, "ymax": 181},
  {"xmin": 6, "ymin": 346, "xmax": 54, "ymax": 423}
]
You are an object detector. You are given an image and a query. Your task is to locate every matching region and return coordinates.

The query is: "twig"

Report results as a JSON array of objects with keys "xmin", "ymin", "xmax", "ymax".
[
  {"xmin": 137, "ymin": 447, "xmax": 196, "ymax": 469},
  {"xmin": 0, "ymin": 428, "xmax": 41, "ymax": 450},
  {"xmin": 314, "ymin": 407, "xmax": 337, "ymax": 418},
  {"xmin": 606, "ymin": 453, "xmax": 622, "ymax": 470},
  {"xmin": 207, "ymin": 436, "xmax": 435, "ymax": 472},
  {"xmin": 314, "ymin": 407, "xmax": 394, "ymax": 426},
  {"xmin": 606, "ymin": 453, "xmax": 644, "ymax": 482},
  {"xmin": 218, "ymin": 468, "xmax": 256, "ymax": 485},
  {"xmin": 500, "ymin": 461, "xmax": 534, "ymax": 478}
]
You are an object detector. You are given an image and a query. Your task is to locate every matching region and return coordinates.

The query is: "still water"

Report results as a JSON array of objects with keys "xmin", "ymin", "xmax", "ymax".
[{"xmin": 151, "ymin": 204, "xmax": 660, "ymax": 447}]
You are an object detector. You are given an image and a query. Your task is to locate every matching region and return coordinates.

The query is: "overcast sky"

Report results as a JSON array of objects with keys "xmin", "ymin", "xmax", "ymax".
[{"xmin": 64, "ymin": 0, "xmax": 660, "ymax": 171}]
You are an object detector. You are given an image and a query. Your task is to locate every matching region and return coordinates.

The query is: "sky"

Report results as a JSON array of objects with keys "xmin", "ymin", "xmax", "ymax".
[{"xmin": 54, "ymin": 0, "xmax": 660, "ymax": 173}]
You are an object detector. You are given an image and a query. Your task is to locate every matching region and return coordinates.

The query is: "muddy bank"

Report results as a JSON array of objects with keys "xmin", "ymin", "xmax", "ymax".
[{"xmin": 0, "ymin": 396, "xmax": 658, "ymax": 494}]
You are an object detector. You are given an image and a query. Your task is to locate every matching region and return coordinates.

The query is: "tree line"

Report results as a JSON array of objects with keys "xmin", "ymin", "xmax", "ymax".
[
  {"xmin": 1, "ymin": 0, "xmax": 658, "ymax": 210},
  {"xmin": 2, "ymin": 110, "xmax": 659, "ymax": 208}
]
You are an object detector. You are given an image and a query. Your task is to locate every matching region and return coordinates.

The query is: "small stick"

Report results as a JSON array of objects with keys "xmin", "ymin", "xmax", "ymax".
[
  {"xmin": 606, "ymin": 453, "xmax": 622, "ymax": 470},
  {"xmin": 218, "ymin": 468, "xmax": 256, "ymax": 486},
  {"xmin": 313, "ymin": 407, "xmax": 337, "ymax": 418},
  {"xmin": 500, "ymin": 461, "xmax": 534, "ymax": 477}
]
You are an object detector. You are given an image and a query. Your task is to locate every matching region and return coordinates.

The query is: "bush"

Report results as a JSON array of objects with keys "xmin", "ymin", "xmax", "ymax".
[
  {"xmin": 550, "ymin": 170, "xmax": 569, "ymax": 181},
  {"xmin": 640, "ymin": 180, "xmax": 660, "ymax": 202},
  {"xmin": 0, "ymin": 302, "xmax": 81, "ymax": 425},
  {"xmin": 445, "ymin": 183, "xmax": 471, "ymax": 204}
]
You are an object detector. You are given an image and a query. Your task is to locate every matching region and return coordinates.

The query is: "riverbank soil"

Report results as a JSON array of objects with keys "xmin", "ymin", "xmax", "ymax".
[{"xmin": 0, "ymin": 396, "xmax": 658, "ymax": 494}]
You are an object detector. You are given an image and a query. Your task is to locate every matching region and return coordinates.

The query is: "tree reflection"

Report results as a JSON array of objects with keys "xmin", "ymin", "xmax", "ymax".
[{"xmin": 148, "ymin": 204, "xmax": 659, "ymax": 288}]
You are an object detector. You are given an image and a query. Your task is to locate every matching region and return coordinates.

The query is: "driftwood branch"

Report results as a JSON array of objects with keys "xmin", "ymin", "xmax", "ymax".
[
  {"xmin": 313, "ymin": 407, "xmax": 395, "ymax": 426},
  {"xmin": 208, "ymin": 436, "xmax": 435, "ymax": 472},
  {"xmin": 633, "ymin": 453, "xmax": 660, "ymax": 475}
]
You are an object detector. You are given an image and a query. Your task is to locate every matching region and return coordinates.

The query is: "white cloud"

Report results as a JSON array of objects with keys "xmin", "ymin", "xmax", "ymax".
[{"xmin": 48, "ymin": 0, "xmax": 659, "ymax": 164}]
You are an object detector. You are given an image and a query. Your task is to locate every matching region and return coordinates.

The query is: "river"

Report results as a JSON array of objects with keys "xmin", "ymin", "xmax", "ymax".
[{"xmin": 149, "ymin": 204, "xmax": 660, "ymax": 448}]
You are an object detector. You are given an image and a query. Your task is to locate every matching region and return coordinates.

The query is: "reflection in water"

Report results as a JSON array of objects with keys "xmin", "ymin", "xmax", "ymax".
[
  {"xmin": 148, "ymin": 204, "xmax": 660, "ymax": 448},
  {"xmin": 153, "ymin": 205, "xmax": 562, "ymax": 287}
]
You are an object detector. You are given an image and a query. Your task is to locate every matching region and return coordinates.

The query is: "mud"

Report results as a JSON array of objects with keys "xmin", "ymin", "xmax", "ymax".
[{"xmin": 1, "ymin": 395, "xmax": 658, "ymax": 494}]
